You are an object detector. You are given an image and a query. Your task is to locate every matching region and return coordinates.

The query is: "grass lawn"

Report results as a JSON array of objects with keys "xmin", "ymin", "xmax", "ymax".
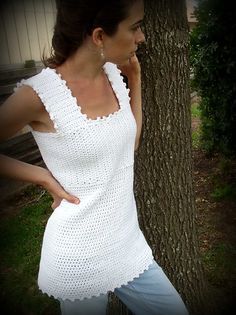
[{"xmin": 0, "ymin": 188, "xmax": 60, "ymax": 315}]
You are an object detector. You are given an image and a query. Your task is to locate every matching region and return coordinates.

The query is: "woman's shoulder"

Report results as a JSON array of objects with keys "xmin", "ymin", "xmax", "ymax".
[
  {"xmin": 10, "ymin": 83, "xmax": 44, "ymax": 115},
  {"xmin": 14, "ymin": 67, "xmax": 54, "ymax": 91},
  {"xmin": 0, "ymin": 83, "xmax": 46, "ymax": 141},
  {"xmin": 11, "ymin": 68, "xmax": 52, "ymax": 114},
  {"xmin": 13, "ymin": 67, "xmax": 58, "ymax": 108}
]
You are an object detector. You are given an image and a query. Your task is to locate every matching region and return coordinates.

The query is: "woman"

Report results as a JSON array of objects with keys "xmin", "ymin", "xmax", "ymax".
[{"xmin": 0, "ymin": 0, "xmax": 189, "ymax": 314}]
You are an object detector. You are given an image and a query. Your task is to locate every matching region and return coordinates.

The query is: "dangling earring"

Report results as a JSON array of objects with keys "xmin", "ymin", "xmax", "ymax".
[{"xmin": 100, "ymin": 47, "xmax": 105, "ymax": 60}]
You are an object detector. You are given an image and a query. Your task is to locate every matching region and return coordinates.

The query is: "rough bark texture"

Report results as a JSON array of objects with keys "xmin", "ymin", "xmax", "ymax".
[
  {"xmin": 135, "ymin": 0, "xmax": 209, "ymax": 314},
  {"xmin": 108, "ymin": 1, "xmax": 211, "ymax": 314}
]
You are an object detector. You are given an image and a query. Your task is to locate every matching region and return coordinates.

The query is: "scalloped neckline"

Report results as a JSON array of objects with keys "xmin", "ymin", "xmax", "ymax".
[{"xmin": 46, "ymin": 65, "xmax": 123, "ymax": 122}]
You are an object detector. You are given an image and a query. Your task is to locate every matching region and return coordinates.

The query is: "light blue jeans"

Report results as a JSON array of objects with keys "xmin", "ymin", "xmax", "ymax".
[{"xmin": 60, "ymin": 260, "xmax": 189, "ymax": 315}]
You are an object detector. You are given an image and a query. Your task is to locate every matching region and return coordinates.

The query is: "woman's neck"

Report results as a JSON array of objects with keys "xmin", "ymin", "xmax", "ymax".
[{"xmin": 57, "ymin": 41, "xmax": 105, "ymax": 82}]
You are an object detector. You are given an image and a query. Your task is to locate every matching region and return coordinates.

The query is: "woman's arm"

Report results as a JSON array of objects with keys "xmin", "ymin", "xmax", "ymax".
[
  {"xmin": 128, "ymin": 74, "xmax": 142, "ymax": 150},
  {"xmin": 0, "ymin": 86, "xmax": 80, "ymax": 208},
  {"xmin": 118, "ymin": 54, "xmax": 142, "ymax": 150}
]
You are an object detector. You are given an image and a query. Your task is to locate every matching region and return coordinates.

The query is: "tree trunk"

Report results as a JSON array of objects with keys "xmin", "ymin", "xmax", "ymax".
[
  {"xmin": 108, "ymin": 1, "xmax": 212, "ymax": 314},
  {"xmin": 135, "ymin": 0, "xmax": 210, "ymax": 314}
]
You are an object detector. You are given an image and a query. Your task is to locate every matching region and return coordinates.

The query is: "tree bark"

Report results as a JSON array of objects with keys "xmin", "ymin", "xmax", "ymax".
[
  {"xmin": 135, "ymin": 0, "xmax": 210, "ymax": 314},
  {"xmin": 109, "ymin": 1, "xmax": 212, "ymax": 314}
]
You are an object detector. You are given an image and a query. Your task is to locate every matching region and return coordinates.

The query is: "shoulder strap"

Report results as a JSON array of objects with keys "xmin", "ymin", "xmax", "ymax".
[
  {"xmin": 14, "ymin": 68, "xmax": 85, "ymax": 134},
  {"xmin": 103, "ymin": 62, "xmax": 131, "ymax": 108}
]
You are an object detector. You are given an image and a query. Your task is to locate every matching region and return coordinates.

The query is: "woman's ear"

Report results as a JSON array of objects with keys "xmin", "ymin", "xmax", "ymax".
[{"xmin": 91, "ymin": 27, "xmax": 105, "ymax": 47}]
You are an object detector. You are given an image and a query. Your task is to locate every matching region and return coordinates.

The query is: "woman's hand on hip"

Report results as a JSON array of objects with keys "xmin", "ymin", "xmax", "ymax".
[{"xmin": 41, "ymin": 169, "xmax": 80, "ymax": 209}]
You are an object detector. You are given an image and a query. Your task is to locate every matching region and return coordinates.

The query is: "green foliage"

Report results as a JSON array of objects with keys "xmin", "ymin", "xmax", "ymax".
[{"xmin": 190, "ymin": 0, "xmax": 236, "ymax": 156}]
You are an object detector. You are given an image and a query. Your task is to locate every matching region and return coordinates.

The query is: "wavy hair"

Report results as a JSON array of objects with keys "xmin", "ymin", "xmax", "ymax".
[{"xmin": 43, "ymin": 0, "xmax": 137, "ymax": 68}]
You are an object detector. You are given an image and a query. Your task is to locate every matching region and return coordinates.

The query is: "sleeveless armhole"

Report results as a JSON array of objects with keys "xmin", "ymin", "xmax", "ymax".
[{"xmin": 14, "ymin": 70, "xmax": 60, "ymax": 134}]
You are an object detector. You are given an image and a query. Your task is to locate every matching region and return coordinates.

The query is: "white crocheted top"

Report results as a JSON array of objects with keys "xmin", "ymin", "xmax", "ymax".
[{"xmin": 15, "ymin": 62, "xmax": 153, "ymax": 301}]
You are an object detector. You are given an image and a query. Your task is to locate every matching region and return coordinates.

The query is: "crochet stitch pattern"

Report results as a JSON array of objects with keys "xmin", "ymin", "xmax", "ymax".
[{"xmin": 15, "ymin": 62, "xmax": 153, "ymax": 301}]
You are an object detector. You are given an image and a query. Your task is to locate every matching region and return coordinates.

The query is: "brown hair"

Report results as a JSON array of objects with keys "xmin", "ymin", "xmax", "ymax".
[{"xmin": 43, "ymin": 0, "xmax": 137, "ymax": 68}]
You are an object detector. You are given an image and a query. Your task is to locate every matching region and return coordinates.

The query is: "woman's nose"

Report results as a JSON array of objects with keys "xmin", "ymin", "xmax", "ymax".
[{"xmin": 137, "ymin": 28, "xmax": 145, "ymax": 44}]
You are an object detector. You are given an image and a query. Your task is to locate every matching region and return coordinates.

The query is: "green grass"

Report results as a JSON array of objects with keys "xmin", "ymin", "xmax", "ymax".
[
  {"xmin": 210, "ymin": 157, "xmax": 236, "ymax": 201},
  {"xmin": 191, "ymin": 102, "xmax": 201, "ymax": 118},
  {"xmin": 0, "ymin": 191, "xmax": 60, "ymax": 315},
  {"xmin": 211, "ymin": 184, "xmax": 236, "ymax": 201},
  {"xmin": 202, "ymin": 243, "xmax": 236, "ymax": 287},
  {"xmin": 192, "ymin": 129, "xmax": 202, "ymax": 149},
  {"xmin": 191, "ymin": 102, "xmax": 202, "ymax": 149}
]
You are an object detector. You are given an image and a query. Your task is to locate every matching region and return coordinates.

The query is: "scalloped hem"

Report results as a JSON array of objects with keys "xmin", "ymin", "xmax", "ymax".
[{"xmin": 38, "ymin": 256, "xmax": 154, "ymax": 302}]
